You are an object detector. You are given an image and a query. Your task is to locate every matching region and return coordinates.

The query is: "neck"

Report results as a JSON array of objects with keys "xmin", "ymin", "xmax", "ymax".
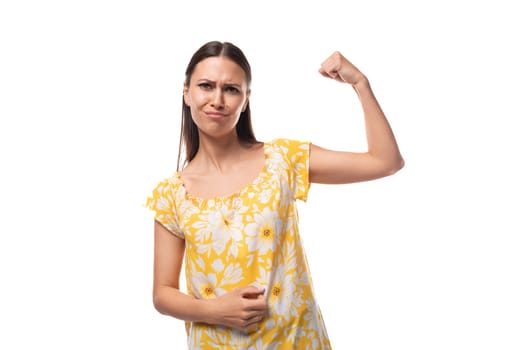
[{"xmin": 192, "ymin": 133, "xmax": 245, "ymax": 173}]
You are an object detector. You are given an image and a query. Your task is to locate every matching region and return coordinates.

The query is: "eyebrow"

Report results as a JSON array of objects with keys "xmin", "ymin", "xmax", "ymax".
[{"xmin": 196, "ymin": 79, "xmax": 242, "ymax": 88}]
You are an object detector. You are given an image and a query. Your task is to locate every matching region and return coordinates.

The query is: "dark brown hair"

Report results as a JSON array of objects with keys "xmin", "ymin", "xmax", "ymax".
[{"xmin": 177, "ymin": 41, "xmax": 258, "ymax": 170}]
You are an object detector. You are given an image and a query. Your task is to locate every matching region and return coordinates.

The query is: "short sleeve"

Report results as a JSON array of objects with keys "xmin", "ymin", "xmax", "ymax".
[
  {"xmin": 145, "ymin": 177, "xmax": 185, "ymax": 239},
  {"xmin": 274, "ymin": 139, "xmax": 311, "ymax": 201}
]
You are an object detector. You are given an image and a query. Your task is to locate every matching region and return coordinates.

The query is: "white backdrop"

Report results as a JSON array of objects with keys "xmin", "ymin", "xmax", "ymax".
[{"xmin": 1, "ymin": 1, "xmax": 524, "ymax": 349}]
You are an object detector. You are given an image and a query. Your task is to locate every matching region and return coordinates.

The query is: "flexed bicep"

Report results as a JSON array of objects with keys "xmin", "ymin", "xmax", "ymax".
[{"xmin": 309, "ymin": 143, "xmax": 400, "ymax": 184}]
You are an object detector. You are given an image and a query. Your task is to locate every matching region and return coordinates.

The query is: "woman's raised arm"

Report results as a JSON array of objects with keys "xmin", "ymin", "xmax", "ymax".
[{"xmin": 310, "ymin": 51, "xmax": 404, "ymax": 184}]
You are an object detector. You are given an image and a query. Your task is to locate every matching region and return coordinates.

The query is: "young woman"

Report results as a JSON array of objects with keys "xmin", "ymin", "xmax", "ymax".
[{"xmin": 147, "ymin": 40, "xmax": 404, "ymax": 349}]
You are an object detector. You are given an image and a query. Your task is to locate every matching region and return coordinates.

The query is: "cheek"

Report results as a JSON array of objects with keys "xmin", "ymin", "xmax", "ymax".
[
  {"xmin": 187, "ymin": 91, "xmax": 205, "ymax": 107},
  {"xmin": 231, "ymin": 96, "xmax": 248, "ymax": 111},
  {"xmin": 189, "ymin": 105, "xmax": 203, "ymax": 126}
]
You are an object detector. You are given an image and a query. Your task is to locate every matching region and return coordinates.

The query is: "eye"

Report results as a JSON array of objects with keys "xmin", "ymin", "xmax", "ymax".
[
  {"xmin": 198, "ymin": 83, "xmax": 213, "ymax": 90},
  {"xmin": 225, "ymin": 86, "xmax": 240, "ymax": 94}
]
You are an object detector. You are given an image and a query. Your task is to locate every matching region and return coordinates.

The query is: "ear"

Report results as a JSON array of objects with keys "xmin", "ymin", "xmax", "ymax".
[
  {"xmin": 242, "ymin": 89, "xmax": 251, "ymax": 112},
  {"xmin": 183, "ymin": 83, "xmax": 189, "ymax": 106}
]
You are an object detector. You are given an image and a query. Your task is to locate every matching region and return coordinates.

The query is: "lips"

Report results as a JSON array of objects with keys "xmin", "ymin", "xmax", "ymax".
[{"xmin": 205, "ymin": 112, "xmax": 226, "ymax": 119}]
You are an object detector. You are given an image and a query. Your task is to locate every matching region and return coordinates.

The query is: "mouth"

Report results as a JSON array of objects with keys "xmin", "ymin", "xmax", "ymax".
[{"xmin": 205, "ymin": 112, "xmax": 227, "ymax": 119}]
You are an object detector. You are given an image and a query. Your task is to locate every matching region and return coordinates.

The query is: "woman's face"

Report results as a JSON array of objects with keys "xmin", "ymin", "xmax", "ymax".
[{"xmin": 184, "ymin": 56, "xmax": 250, "ymax": 139}]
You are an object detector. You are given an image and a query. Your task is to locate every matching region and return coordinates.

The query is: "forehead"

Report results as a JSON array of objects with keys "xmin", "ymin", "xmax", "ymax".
[{"xmin": 192, "ymin": 56, "xmax": 247, "ymax": 84}]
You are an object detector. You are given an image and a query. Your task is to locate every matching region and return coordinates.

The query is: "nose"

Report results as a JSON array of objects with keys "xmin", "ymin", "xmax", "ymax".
[{"xmin": 211, "ymin": 88, "xmax": 224, "ymax": 109}]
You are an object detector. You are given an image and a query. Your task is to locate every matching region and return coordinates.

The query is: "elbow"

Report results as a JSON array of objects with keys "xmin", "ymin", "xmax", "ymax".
[
  {"xmin": 390, "ymin": 156, "xmax": 405, "ymax": 175},
  {"xmin": 152, "ymin": 293, "xmax": 164, "ymax": 315},
  {"xmin": 383, "ymin": 156, "xmax": 405, "ymax": 177},
  {"xmin": 152, "ymin": 289, "xmax": 170, "ymax": 316}
]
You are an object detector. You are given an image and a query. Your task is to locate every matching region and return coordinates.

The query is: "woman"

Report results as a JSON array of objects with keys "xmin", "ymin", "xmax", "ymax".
[{"xmin": 147, "ymin": 40, "xmax": 404, "ymax": 349}]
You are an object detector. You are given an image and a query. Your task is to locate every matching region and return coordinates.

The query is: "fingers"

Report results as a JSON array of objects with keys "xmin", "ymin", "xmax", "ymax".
[
  {"xmin": 239, "ymin": 285, "xmax": 265, "ymax": 299},
  {"xmin": 231, "ymin": 301, "xmax": 267, "ymax": 331},
  {"xmin": 242, "ymin": 314, "xmax": 265, "ymax": 332},
  {"xmin": 238, "ymin": 309, "xmax": 267, "ymax": 332},
  {"xmin": 246, "ymin": 298, "xmax": 267, "ymax": 313},
  {"xmin": 318, "ymin": 67, "xmax": 337, "ymax": 79},
  {"xmin": 240, "ymin": 286, "xmax": 267, "ymax": 313},
  {"xmin": 319, "ymin": 65, "xmax": 341, "ymax": 80},
  {"xmin": 319, "ymin": 51, "xmax": 364, "ymax": 84},
  {"xmin": 224, "ymin": 312, "xmax": 265, "ymax": 332},
  {"xmin": 214, "ymin": 285, "xmax": 268, "ymax": 331},
  {"xmin": 319, "ymin": 51, "xmax": 344, "ymax": 79},
  {"xmin": 241, "ymin": 308, "xmax": 266, "ymax": 321},
  {"xmin": 245, "ymin": 294, "xmax": 268, "ymax": 313}
]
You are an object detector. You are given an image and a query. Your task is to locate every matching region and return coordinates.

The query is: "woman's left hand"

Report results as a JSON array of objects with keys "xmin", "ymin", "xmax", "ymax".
[{"xmin": 318, "ymin": 51, "xmax": 367, "ymax": 86}]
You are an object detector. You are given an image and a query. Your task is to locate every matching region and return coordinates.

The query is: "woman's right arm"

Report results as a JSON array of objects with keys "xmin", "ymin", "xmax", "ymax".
[{"xmin": 153, "ymin": 220, "xmax": 267, "ymax": 330}]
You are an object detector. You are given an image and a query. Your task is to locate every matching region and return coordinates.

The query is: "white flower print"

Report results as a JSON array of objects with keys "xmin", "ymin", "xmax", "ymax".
[
  {"xmin": 245, "ymin": 207, "xmax": 282, "ymax": 254},
  {"xmin": 189, "ymin": 272, "xmax": 225, "ymax": 299},
  {"xmin": 155, "ymin": 196, "xmax": 170, "ymax": 211},
  {"xmin": 267, "ymin": 145, "xmax": 288, "ymax": 171},
  {"xmin": 268, "ymin": 263, "xmax": 299, "ymax": 322},
  {"xmin": 211, "ymin": 259, "xmax": 224, "ymax": 272},
  {"xmin": 193, "ymin": 206, "xmax": 243, "ymax": 256},
  {"xmin": 302, "ymin": 298, "xmax": 321, "ymax": 337},
  {"xmin": 221, "ymin": 263, "xmax": 243, "ymax": 288},
  {"xmin": 258, "ymin": 188, "xmax": 272, "ymax": 204}
]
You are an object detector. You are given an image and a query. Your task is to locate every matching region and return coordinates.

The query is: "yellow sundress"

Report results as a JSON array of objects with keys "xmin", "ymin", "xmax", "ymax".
[{"xmin": 146, "ymin": 138, "xmax": 332, "ymax": 349}]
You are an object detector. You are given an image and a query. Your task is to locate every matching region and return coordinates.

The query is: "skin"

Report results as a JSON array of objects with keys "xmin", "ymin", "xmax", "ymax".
[{"xmin": 153, "ymin": 53, "xmax": 404, "ymax": 332}]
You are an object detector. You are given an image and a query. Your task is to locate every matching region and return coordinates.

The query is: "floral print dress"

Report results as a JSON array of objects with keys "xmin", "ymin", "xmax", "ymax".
[{"xmin": 147, "ymin": 138, "xmax": 332, "ymax": 349}]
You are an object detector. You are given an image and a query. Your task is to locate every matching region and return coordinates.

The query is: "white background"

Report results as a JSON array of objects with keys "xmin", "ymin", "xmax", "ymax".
[{"xmin": 1, "ymin": 1, "xmax": 524, "ymax": 349}]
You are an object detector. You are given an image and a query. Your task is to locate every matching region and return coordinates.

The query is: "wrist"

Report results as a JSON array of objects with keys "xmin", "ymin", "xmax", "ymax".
[
  {"xmin": 352, "ymin": 75, "xmax": 369, "ymax": 89},
  {"xmin": 199, "ymin": 298, "xmax": 218, "ymax": 325}
]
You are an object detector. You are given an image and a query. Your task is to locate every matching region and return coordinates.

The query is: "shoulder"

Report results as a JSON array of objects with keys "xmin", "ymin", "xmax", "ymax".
[
  {"xmin": 267, "ymin": 138, "xmax": 311, "ymax": 157},
  {"xmin": 150, "ymin": 171, "xmax": 184, "ymax": 197},
  {"xmin": 265, "ymin": 138, "xmax": 311, "ymax": 171},
  {"xmin": 145, "ymin": 171, "xmax": 185, "ymax": 220},
  {"xmin": 267, "ymin": 138, "xmax": 311, "ymax": 150}
]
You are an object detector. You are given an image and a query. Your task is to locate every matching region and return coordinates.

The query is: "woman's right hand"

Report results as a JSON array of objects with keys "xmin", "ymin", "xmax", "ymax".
[{"xmin": 207, "ymin": 285, "xmax": 268, "ymax": 331}]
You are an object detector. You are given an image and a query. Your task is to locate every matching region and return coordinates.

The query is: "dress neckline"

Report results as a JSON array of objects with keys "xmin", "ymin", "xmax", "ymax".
[{"xmin": 175, "ymin": 141, "xmax": 270, "ymax": 204}]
